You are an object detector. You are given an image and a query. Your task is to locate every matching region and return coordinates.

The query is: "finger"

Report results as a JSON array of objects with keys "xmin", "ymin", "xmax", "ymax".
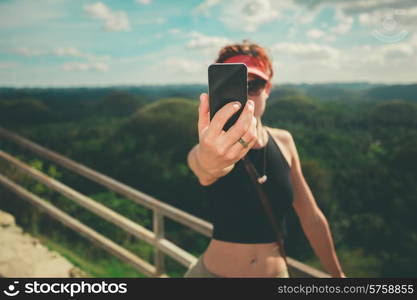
[
  {"xmin": 220, "ymin": 99, "xmax": 255, "ymax": 150},
  {"xmin": 206, "ymin": 100, "xmax": 242, "ymax": 139},
  {"xmin": 227, "ymin": 115, "xmax": 258, "ymax": 160},
  {"xmin": 198, "ymin": 93, "xmax": 210, "ymax": 135}
]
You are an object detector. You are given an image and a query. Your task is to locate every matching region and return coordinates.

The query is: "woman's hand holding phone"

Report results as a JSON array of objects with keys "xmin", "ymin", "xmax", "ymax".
[{"xmin": 195, "ymin": 92, "xmax": 258, "ymax": 185}]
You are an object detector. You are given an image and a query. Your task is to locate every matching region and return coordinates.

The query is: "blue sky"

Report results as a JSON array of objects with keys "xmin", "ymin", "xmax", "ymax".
[{"xmin": 0, "ymin": 0, "xmax": 416, "ymax": 87}]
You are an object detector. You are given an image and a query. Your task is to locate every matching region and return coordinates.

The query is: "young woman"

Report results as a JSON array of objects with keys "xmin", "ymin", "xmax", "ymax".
[{"xmin": 185, "ymin": 41, "xmax": 346, "ymax": 278}]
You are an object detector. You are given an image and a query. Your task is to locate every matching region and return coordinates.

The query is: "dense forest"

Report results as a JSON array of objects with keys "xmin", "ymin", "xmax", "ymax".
[{"xmin": 0, "ymin": 83, "xmax": 416, "ymax": 278}]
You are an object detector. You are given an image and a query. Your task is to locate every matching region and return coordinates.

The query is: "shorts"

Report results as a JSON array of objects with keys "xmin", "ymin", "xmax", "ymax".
[
  {"xmin": 183, "ymin": 253, "xmax": 219, "ymax": 278},
  {"xmin": 183, "ymin": 253, "xmax": 290, "ymax": 278}
]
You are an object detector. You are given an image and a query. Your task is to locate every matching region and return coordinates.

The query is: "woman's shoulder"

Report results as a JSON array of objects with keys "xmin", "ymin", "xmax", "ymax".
[
  {"xmin": 264, "ymin": 126, "xmax": 293, "ymax": 144},
  {"xmin": 264, "ymin": 126, "xmax": 294, "ymax": 169}
]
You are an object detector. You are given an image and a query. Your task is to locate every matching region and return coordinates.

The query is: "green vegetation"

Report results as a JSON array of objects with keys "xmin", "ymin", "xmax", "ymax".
[{"xmin": 0, "ymin": 84, "xmax": 416, "ymax": 278}]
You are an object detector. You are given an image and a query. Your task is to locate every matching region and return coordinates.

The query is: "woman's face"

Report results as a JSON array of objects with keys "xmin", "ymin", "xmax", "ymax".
[{"xmin": 248, "ymin": 75, "xmax": 270, "ymax": 119}]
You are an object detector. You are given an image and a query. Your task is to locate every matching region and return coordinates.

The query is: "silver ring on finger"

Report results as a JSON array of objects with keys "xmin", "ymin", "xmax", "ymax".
[{"xmin": 238, "ymin": 137, "xmax": 249, "ymax": 148}]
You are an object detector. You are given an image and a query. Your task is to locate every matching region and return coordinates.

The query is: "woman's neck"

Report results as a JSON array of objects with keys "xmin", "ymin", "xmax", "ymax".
[{"xmin": 252, "ymin": 118, "xmax": 268, "ymax": 149}]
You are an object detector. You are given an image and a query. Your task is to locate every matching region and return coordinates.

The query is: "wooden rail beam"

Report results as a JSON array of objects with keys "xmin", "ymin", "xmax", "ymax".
[{"xmin": 0, "ymin": 174, "xmax": 159, "ymax": 277}]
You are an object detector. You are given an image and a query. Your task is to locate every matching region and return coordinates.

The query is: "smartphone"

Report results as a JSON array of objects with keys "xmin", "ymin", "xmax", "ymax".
[{"xmin": 208, "ymin": 63, "xmax": 248, "ymax": 132}]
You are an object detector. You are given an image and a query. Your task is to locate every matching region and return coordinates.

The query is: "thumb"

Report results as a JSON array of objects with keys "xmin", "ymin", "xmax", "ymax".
[{"xmin": 198, "ymin": 92, "xmax": 210, "ymax": 134}]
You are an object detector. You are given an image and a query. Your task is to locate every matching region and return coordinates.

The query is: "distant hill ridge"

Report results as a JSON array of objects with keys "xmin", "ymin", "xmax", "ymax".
[{"xmin": 1, "ymin": 83, "xmax": 416, "ymax": 103}]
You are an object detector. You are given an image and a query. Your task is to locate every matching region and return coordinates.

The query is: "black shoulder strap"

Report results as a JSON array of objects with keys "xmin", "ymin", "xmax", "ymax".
[{"xmin": 242, "ymin": 154, "xmax": 290, "ymax": 276}]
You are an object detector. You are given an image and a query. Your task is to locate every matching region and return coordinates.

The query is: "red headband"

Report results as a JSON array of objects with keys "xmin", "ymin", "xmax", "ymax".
[{"xmin": 223, "ymin": 54, "xmax": 270, "ymax": 81}]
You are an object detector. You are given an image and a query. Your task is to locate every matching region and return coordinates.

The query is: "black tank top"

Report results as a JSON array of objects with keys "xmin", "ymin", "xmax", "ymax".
[{"xmin": 204, "ymin": 128, "xmax": 294, "ymax": 243}]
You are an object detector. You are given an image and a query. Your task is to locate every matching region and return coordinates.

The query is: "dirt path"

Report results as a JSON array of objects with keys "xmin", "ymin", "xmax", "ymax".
[{"xmin": 0, "ymin": 209, "xmax": 86, "ymax": 278}]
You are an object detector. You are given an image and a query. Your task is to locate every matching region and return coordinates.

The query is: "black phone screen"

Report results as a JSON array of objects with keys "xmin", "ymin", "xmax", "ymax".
[{"xmin": 208, "ymin": 63, "xmax": 248, "ymax": 132}]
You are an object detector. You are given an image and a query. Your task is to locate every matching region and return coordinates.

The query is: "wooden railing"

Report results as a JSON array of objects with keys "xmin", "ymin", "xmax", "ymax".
[{"xmin": 0, "ymin": 127, "xmax": 330, "ymax": 278}]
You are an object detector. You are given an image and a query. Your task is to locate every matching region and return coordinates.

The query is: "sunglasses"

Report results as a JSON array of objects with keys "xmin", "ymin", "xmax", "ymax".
[{"xmin": 248, "ymin": 78, "xmax": 268, "ymax": 96}]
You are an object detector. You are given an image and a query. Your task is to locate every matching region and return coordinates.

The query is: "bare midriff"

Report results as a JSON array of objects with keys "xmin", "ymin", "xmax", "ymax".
[{"xmin": 202, "ymin": 238, "xmax": 288, "ymax": 278}]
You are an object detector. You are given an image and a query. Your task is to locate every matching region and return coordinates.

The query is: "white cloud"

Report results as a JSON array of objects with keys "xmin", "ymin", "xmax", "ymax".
[
  {"xmin": 54, "ymin": 47, "xmax": 84, "ymax": 58},
  {"xmin": 220, "ymin": 0, "xmax": 281, "ymax": 32},
  {"xmin": 84, "ymin": 2, "xmax": 110, "ymax": 18},
  {"xmin": 358, "ymin": 9, "xmax": 413, "ymax": 44},
  {"xmin": 0, "ymin": 61, "xmax": 19, "ymax": 69},
  {"xmin": 292, "ymin": 0, "xmax": 417, "ymax": 44},
  {"xmin": 331, "ymin": 8, "xmax": 353, "ymax": 34},
  {"xmin": 136, "ymin": 17, "xmax": 165, "ymax": 25},
  {"xmin": 269, "ymin": 34, "xmax": 417, "ymax": 83},
  {"xmin": 10, "ymin": 46, "xmax": 111, "ymax": 74},
  {"xmin": 193, "ymin": 0, "xmax": 311, "ymax": 33},
  {"xmin": 53, "ymin": 47, "xmax": 110, "ymax": 61},
  {"xmin": 271, "ymin": 42, "xmax": 340, "ymax": 62},
  {"xmin": 364, "ymin": 41, "xmax": 414, "ymax": 65},
  {"xmin": 155, "ymin": 17, "xmax": 165, "ymax": 24},
  {"xmin": 306, "ymin": 29, "xmax": 336, "ymax": 42},
  {"xmin": 92, "ymin": 62, "xmax": 109, "ymax": 71},
  {"xmin": 136, "ymin": 0, "xmax": 152, "ymax": 4},
  {"xmin": 54, "ymin": 47, "xmax": 110, "ymax": 72},
  {"xmin": 340, "ymin": 40, "xmax": 416, "ymax": 74},
  {"xmin": 169, "ymin": 28, "xmax": 182, "ymax": 35},
  {"xmin": 193, "ymin": 0, "xmax": 221, "ymax": 15},
  {"xmin": 0, "ymin": 0, "xmax": 65, "ymax": 29},
  {"xmin": 294, "ymin": 0, "xmax": 417, "ymax": 15},
  {"xmin": 339, "ymin": 0, "xmax": 416, "ymax": 15},
  {"xmin": 293, "ymin": 0, "xmax": 417, "ymax": 38},
  {"xmin": 137, "ymin": 38, "xmax": 150, "ymax": 45},
  {"xmin": 359, "ymin": 6, "xmax": 417, "ymax": 29},
  {"xmin": 398, "ymin": 7, "xmax": 417, "ymax": 26},
  {"xmin": 12, "ymin": 46, "xmax": 111, "ymax": 61},
  {"xmin": 13, "ymin": 47, "xmax": 45, "ymax": 56},
  {"xmin": 62, "ymin": 62, "xmax": 109, "ymax": 72},
  {"xmin": 307, "ymin": 29, "xmax": 325, "ymax": 39},
  {"xmin": 186, "ymin": 31, "xmax": 232, "ymax": 52},
  {"xmin": 380, "ymin": 43, "xmax": 415, "ymax": 62},
  {"xmin": 149, "ymin": 57, "xmax": 204, "ymax": 75},
  {"xmin": 84, "ymin": 2, "xmax": 130, "ymax": 32}
]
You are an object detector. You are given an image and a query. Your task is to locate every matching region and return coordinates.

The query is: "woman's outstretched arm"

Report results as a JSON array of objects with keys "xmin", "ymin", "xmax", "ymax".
[{"xmin": 280, "ymin": 129, "xmax": 346, "ymax": 278}]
